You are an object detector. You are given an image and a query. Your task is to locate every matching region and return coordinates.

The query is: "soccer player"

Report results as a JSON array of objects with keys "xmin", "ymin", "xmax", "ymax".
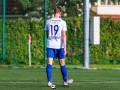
[{"xmin": 45, "ymin": 6, "xmax": 73, "ymax": 87}]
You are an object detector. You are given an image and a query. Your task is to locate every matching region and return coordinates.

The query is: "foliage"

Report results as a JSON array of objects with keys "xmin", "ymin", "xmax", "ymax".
[
  {"xmin": 15, "ymin": 0, "xmax": 96, "ymax": 17},
  {"xmin": 15, "ymin": 0, "xmax": 31, "ymax": 11},
  {"xmin": 0, "ymin": 18, "xmax": 120, "ymax": 65},
  {"xmin": 15, "ymin": 0, "xmax": 43, "ymax": 15},
  {"xmin": 0, "ymin": 18, "xmax": 44, "ymax": 65},
  {"xmin": 5, "ymin": 0, "xmax": 120, "ymax": 17},
  {"xmin": 90, "ymin": 19, "xmax": 120, "ymax": 65}
]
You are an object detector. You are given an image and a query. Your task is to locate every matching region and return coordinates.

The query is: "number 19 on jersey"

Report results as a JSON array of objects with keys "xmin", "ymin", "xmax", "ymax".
[{"xmin": 50, "ymin": 25, "xmax": 59, "ymax": 36}]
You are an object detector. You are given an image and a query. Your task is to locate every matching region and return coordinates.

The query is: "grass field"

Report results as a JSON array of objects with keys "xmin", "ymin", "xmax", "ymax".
[{"xmin": 0, "ymin": 66, "xmax": 120, "ymax": 90}]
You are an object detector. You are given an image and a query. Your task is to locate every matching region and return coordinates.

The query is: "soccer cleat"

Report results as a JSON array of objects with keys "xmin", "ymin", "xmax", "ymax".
[
  {"xmin": 64, "ymin": 79, "xmax": 73, "ymax": 86},
  {"xmin": 48, "ymin": 82, "xmax": 56, "ymax": 87}
]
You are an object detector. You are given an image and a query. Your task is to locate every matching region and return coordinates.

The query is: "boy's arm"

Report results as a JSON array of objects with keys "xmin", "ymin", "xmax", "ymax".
[
  {"xmin": 46, "ymin": 31, "xmax": 48, "ymax": 38},
  {"xmin": 45, "ymin": 21, "xmax": 48, "ymax": 38},
  {"xmin": 62, "ymin": 31, "xmax": 67, "ymax": 55}
]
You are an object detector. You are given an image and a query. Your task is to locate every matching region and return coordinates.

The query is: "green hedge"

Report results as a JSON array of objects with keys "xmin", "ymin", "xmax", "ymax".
[
  {"xmin": 0, "ymin": 18, "xmax": 120, "ymax": 65},
  {"xmin": 90, "ymin": 19, "xmax": 120, "ymax": 64},
  {"xmin": 0, "ymin": 18, "xmax": 44, "ymax": 65}
]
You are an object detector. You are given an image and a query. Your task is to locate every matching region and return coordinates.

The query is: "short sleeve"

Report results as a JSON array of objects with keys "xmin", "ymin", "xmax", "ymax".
[{"xmin": 62, "ymin": 21, "xmax": 67, "ymax": 31}]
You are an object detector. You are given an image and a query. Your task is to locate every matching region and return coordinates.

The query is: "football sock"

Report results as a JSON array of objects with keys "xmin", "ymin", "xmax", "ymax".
[
  {"xmin": 46, "ymin": 64, "xmax": 52, "ymax": 82},
  {"xmin": 60, "ymin": 65, "xmax": 67, "ymax": 82}
]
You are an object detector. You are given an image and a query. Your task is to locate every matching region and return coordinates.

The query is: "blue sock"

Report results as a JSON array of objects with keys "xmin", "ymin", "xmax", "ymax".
[
  {"xmin": 46, "ymin": 64, "xmax": 52, "ymax": 82},
  {"xmin": 60, "ymin": 65, "xmax": 67, "ymax": 82}
]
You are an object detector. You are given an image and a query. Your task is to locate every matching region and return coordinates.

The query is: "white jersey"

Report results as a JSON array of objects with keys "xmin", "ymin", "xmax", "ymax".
[{"xmin": 45, "ymin": 18, "xmax": 67, "ymax": 49}]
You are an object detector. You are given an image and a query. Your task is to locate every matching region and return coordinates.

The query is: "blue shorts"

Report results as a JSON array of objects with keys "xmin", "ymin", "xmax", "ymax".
[{"xmin": 47, "ymin": 48, "xmax": 65, "ymax": 59}]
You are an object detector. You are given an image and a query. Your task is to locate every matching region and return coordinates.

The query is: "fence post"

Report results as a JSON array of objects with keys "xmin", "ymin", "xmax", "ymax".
[
  {"xmin": 43, "ymin": 0, "xmax": 47, "ymax": 64},
  {"xmin": 76, "ymin": 0, "xmax": 96, "ymax": 70},
  {"xmin": 1, "ymin": 0, "xmax": 6, "ymax": 62},
  {"xmin": 83, "ymin": 0, "xmax": 90, "ymax": 68}
]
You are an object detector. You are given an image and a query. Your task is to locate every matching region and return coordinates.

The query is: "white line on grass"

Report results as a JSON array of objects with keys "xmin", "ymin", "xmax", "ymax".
[
  {"xmin": 0, "ymin": 80, "xmax": 120, "ymax": 84},
  {"xmin": 77, "ymin": 80, "xmax": 120, "ymax": 84}
]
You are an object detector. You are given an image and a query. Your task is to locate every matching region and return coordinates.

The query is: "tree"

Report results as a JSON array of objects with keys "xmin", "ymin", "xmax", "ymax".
[
  {"xmin": 15, "ymin": 0, "xmax": 43, "ymax": 15},
  {"xmin": 14, "ymin": 0, "xmax": 99, "ymax": 17},
  {"xmin": 15, "ymin": 0, "xmax": 31, "ymax": 14}
]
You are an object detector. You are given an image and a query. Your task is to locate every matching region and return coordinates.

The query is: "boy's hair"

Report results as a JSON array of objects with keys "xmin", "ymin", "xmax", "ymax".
[{"xmin": 54, "ymin": 6, "xmax": 62, "ymax": 14}]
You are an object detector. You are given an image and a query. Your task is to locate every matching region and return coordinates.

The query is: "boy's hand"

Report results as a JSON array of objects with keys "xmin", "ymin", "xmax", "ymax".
[{"xmin": 64, "ymin": 49, "xmax": 67, "ymax": 56}]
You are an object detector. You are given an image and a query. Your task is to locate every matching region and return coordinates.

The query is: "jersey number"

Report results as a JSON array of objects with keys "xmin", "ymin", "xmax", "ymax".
[{"xmin": 50, "ymin": 25, "xmax": 59, "ymax": 35}]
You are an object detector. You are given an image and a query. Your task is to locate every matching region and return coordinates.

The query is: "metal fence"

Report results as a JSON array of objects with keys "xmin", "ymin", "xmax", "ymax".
[{"xmin": 0, "ymin": 0, "xmax": 120, "ymax": 66}]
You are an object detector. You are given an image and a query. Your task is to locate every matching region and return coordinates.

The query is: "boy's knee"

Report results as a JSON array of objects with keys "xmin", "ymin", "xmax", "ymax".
[
  {"xmin": 59, "ymin": 59, "xmax": 65, "ymax": 66},
  {"xmin": 47, "ymin": 58, "xmax": 53, "ymax": 65}
]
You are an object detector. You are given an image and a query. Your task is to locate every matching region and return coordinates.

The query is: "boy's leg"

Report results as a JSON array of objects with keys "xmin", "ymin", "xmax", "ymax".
[
  {"xmin": 59, "ymin": 59, "xmax": 68, "ymax": 82},
  {"xmin": 46, "ymin": 59, "xmax": 56, "ymax": 87},
  {"xmin": 46, "ymin": 48, "xmax": 54, "ymax": 84},
  {"xmin": 58, "ymin": 48, "xmax": 67, "ymax": 82},
  {"xmin": 59, "ymin": 59, "xmax": 73, "ymax": 85},
  {"xmin": 46, "ymin": 58, "xmax": 53, "ymax": 83},
  {"xmin": 58, "ymin": 48, "xmax": 73, "ymax": 85}
]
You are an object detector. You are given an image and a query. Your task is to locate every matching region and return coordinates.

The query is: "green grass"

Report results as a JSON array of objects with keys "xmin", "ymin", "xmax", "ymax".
[{"xmin": 0, "ymin": 67, "xmax": 120, "ymax": 90}]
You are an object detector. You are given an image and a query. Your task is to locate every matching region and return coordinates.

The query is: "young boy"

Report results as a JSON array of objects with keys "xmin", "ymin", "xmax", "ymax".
[{"xmin": 45, "ymin": 6, "xmax": 73, "ymax": 87}]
